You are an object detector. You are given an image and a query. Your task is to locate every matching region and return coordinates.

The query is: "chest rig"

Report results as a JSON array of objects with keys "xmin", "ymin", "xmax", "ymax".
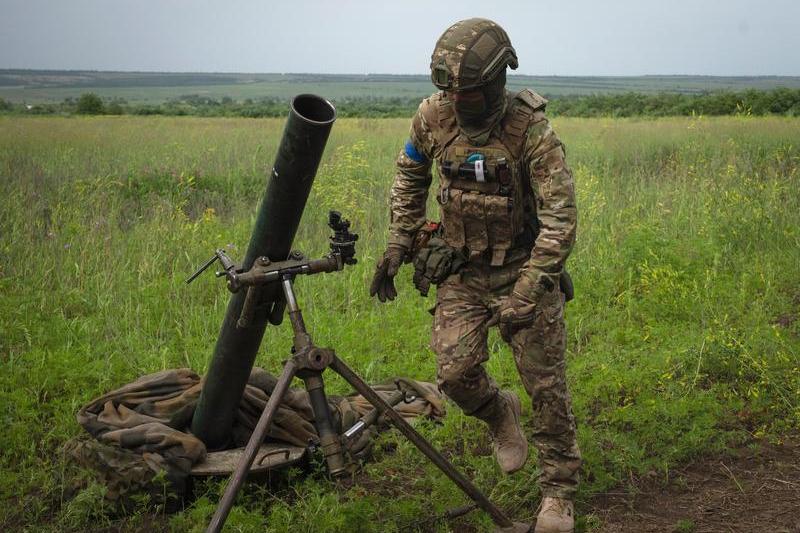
[{"xmin": 433, "ymin": 90, "xmax": 544, "ymax": 266}]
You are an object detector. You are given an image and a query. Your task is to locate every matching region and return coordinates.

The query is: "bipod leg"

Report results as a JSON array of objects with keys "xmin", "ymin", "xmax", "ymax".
[
  {"xmin": 330, "ymin": 355, "xmax": 529, "ymax": 532},
  {"xmin": 206, "ymin": 359, "xmax": 298, "ymax": 533},
  {"xmin": 300, "ymin": 369, "xmax": 347, "ymax": 476}
]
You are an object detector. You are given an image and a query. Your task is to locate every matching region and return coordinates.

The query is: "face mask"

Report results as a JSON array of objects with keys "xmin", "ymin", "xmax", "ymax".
[
  {"xmin": 453, "ymin": 90, "xmax": 487, "ymax": 125},
  {"xmin": 481, "ymin": 69, "xmax": 506, "ymax": 112},
  {"xmin": 451, "ymin": 70, "xmax": 507, "ymax": 144}
]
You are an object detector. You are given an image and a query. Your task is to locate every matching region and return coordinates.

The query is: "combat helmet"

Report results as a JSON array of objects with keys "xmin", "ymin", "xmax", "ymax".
[{"xmin": 430, "ymin": 18, "xmax": 518, "ymax": 92}]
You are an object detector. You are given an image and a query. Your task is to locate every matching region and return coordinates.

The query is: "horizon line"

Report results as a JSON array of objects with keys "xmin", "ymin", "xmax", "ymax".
[{"xmin": 2, "ymin": 68, "xmax": 800, "ymax": 79}]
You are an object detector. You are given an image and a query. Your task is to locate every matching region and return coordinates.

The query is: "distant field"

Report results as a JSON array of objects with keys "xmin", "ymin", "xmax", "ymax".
[{"xmin": 3, "ymin": 70, "xmax": 800, "ymax": 103}]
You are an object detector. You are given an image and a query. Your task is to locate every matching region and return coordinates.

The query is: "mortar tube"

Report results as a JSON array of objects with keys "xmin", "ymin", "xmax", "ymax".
[{"xmin": 191, "ymin": 94, "xmax": 336, "ymax": 449}]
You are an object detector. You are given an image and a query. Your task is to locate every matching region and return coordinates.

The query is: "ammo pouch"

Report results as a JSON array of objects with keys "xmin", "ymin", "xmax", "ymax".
[
  {"xmin": 412, "ymin": 236, "xmax": 466, "ymax": 297},
  {"xmin": 437, "ymin": 150, "xmax": 525, "ymax": 267}
]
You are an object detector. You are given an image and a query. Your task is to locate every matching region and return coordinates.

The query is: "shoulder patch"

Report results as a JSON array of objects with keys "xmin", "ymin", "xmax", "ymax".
[
  {"xmin": 404, "ymin": 139, "xmax": 427, "ymax": 164},
  {"xmin": 515, "ymin": 89, "xmax": 548, "ymax": 111}
]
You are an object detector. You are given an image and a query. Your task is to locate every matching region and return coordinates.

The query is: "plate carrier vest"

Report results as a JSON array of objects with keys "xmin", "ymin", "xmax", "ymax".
[{"xmin": 430, "ymin": 89, "xmax": 548, "ymax": 266}]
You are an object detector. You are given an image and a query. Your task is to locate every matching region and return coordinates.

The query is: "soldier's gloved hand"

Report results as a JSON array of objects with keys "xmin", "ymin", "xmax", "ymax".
[
  {"xmin": 370, "ymin": 244, "xmax": 408, "ymax": 302},
  {"xmin": 488, "ymin": 292, "xmax": 537, "ymax": 342},
  {"xmin": 488, "ymin": 272, "xmax": 553, "ymax": 341}
]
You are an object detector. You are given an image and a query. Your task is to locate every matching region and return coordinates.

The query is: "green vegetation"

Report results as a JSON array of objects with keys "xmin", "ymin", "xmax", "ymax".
[
  {"xmin": 4, "ymin": 70, "xmax": 800, "ymax": 104},
  {"xmin": 4, "ymin": 88, "xmax": 800, "ymax": 118},
  {"xmin": 1, "ymin": 115, "xmax": 798, "ymax": 531},
  {"xmin": 549, "ymin": 88, "xmax": 800, "ymax": 117},
  {"xmin": 75, "ymin": 93, "xmax": 104, "ymax": 115}
]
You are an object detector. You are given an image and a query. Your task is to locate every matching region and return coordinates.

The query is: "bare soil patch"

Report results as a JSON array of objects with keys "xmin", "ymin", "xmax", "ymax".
[{"xmin": 589, "ymin": 436, "xmax": 800, "ymax": 532}]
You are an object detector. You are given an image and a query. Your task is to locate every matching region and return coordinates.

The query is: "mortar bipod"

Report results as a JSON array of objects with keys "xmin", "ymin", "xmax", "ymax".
[{"xmin": 199, "ymin": 214, "xmax": 528, "ymax": 533}]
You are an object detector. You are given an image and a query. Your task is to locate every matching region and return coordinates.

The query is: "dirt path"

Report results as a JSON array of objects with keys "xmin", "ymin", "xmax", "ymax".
[{"xmin": 589, "ymin": 436, "xmax": 800, "ymax": 532}]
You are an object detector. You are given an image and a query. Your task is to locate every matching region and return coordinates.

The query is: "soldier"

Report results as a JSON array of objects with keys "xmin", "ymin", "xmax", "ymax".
[{"xmin": 370, "ymin": 18, "xmax": 581, "ymax": 533}]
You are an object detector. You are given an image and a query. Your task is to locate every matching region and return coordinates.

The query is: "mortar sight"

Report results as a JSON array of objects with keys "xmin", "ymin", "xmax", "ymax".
[{"xmin": 328, "ymin": 211, "xmax": 358, "ymax": 265}]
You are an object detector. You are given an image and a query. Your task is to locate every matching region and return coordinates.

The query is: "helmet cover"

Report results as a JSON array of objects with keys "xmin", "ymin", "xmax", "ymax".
[{"xmin": 430, "ymin": 18, "xmax": 518, "ymax": 91}]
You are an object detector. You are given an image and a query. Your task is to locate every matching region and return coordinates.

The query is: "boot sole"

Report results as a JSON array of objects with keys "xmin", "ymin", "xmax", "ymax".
[{"xmin": 534, "ymin": 524, "xmax": 573, "ymax": 533}]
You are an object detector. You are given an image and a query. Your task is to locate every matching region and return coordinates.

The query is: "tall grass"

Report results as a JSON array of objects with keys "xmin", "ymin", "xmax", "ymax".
[{"xmin": 1, "ymin": 114, "xmax": 798, "ymax": 531}]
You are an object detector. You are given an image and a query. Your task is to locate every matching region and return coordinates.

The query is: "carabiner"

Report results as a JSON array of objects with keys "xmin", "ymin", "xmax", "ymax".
[{"xmin": 440, "ymin": 186, "xmax": 450, "ymax": 205}]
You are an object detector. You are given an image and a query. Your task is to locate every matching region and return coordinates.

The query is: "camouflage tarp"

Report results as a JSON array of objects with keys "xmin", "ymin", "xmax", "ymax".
[{"xmin": 68, "ymin": 367, "xmax": 444, "ymax": 503}]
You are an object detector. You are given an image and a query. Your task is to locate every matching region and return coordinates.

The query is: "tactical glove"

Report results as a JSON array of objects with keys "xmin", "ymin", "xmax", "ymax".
[
  {"xmin": 369, "ymin": 244, "xmax": 408, "ymax": 303},
  {"xmin": 489, "ymin": 271, "xmax": 556, "ymax": 341},
  {"xmin": 412, "ymin": 237, "xmax": 465, "ymax": 297}
]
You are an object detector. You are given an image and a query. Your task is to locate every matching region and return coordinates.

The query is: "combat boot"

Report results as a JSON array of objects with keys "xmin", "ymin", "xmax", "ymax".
[
  {"xmin": 534, "ymin": 497, "xmax": 574, "ymax": 533},
  {"xmin": 475, "ymin": 391, "xmax": 528, "ymax": 474}
]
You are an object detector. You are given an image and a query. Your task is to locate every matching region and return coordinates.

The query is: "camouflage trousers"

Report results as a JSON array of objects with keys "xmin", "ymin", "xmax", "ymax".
[{"xmin": 431, "ymin": 254, "xmax": 582, "ymax": 498}]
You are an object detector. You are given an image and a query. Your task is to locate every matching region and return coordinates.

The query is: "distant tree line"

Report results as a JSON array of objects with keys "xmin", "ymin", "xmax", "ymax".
[
  {"xmin": 3, "ymin": 88, "xmax": 800, "ymax": 118},
  {"xmin": 546, "ymin": 88, "xmax": 800, "ymax": 117}
]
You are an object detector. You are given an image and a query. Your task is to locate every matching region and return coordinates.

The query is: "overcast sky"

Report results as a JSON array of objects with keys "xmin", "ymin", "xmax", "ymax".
[{"xmin": 1, "ymin": 0, "xmax": 798, "ymax": 76}]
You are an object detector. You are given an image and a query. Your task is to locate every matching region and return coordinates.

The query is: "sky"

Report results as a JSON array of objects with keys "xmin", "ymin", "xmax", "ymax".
[{"xmin": 1, "ymin": 0, "xmax": 799, "ymax": 76}]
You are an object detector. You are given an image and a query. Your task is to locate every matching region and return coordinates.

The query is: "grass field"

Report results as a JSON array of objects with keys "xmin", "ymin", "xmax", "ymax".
[
  {"xmin": 4, "ymin": 71, "xmax": 800, "ymax": 103},
  {"xmin": 1, "ymin": 113, "xmax": 799, "ymax": 532}
]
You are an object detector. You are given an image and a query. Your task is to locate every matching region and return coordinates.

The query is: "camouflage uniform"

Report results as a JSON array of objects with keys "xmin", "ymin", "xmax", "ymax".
[{"xmin": 386, "ymin": 87, "xmax": 582, "ymax": 498}]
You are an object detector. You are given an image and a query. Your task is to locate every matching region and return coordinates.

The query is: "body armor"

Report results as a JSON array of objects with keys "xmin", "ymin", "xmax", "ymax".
[{"xmin": 430, "ymin": 89, "xmax": 547, "ymax": 266}]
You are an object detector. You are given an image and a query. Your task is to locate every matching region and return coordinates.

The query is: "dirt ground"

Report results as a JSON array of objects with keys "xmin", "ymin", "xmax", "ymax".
[{"xmin": 588, "ymin": 436, "xmax": 800, "ymax": 533}]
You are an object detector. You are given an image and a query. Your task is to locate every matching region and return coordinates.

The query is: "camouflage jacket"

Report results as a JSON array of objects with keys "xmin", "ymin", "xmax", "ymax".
[{"xmin": 387, "ymin": 89, "xmax": 577, "ymax": 291}]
